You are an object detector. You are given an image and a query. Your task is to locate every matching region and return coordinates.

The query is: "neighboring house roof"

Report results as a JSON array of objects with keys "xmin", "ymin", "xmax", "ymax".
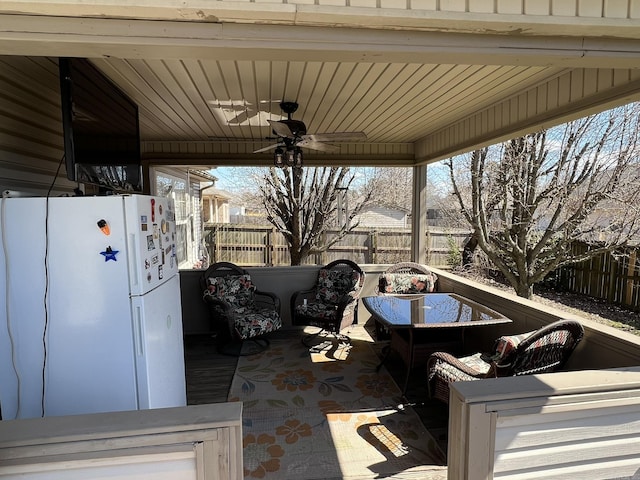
[
  {"xmin": 366, "ymin": 203, "xmax": 411, "ymax": 214},
  {"xmin": 201, "ymin": 187, "xmax": 232, "ymax": 201}
]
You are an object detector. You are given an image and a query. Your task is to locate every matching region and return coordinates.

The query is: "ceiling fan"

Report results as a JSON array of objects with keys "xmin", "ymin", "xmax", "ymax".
[{"xmin": 253, "ymin": 101, "xmax": 366, "ymax": 167}]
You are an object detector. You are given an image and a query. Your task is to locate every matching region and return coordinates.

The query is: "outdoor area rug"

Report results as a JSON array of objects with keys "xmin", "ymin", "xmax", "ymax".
[{"xmin": 228, "ymin": 330, "xmax": 447, "ymax": 479}]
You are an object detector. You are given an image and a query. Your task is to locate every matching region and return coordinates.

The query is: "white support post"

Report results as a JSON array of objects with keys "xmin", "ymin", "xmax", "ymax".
[{"xmin": 411, "ymin": 164, "xmax": 428, "ymax": 263}]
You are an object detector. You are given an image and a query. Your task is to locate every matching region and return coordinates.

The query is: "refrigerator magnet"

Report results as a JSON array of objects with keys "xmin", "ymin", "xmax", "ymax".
[
  {"xmin": 97, "ymin": 219, "xmax": 110, "ymax": 235},
  {"xmin": 100, "ymin": 246, "xmax": 119, "ymax": 262}
]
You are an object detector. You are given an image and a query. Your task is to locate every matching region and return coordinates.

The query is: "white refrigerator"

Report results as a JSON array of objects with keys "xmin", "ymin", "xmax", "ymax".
[{"xmin": 0, "ymin": 194, "xmax": 187, "ymax": 419}]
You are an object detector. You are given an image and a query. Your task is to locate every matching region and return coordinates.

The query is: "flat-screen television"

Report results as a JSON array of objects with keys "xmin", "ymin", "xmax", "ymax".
[{"xmin": 59, "ymin": 57, "xmax": 142, "ymax": 193}]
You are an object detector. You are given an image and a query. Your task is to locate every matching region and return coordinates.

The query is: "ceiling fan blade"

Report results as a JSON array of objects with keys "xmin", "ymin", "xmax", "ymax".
[
  {"xmin": 296, "ymin": 139, "xmax": 341, "ymax": 153},
  {"xmin": 253, "ymin": 143, "xmax": 280, "ymax": 153},
  {"xmin": 268, "ymin": 120, "xmax": 295, "ymax": 139},
  {"xmin": 304, "ymin": 132, "xmax": 367, "ymax": 143}
]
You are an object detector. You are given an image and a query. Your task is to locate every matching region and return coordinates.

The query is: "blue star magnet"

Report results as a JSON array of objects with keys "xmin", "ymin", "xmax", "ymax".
[{"xmin": 100, "ymin": 246, "xmax": 119, "ymax": 262}]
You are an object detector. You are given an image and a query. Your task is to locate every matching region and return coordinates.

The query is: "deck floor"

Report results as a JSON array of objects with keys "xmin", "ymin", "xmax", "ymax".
[{"xmin": 184, "ymin": 321, "xmax": 450, "ymax": 456}]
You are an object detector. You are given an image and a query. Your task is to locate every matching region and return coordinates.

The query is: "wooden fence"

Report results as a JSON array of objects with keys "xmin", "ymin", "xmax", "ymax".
[
  {"xmin": 202, "ymin": 224, "xmax": 640, "ymax": 310},
  {"xmin": 555, "ymin": 242, "xmax": 640, "ymax": 312},
  {"xmin": 203, "ymin": 223, "xmax": 470, "ymax": 268},
  {"xmin": 203, "ymin": 224, "xmax": 640, "ymax": 311}
]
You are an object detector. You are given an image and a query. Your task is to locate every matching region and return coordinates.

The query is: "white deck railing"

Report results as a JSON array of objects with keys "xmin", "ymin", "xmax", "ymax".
[{"xmin": 448, "ymin": 368, "xmax": 640, "ymax": 480}]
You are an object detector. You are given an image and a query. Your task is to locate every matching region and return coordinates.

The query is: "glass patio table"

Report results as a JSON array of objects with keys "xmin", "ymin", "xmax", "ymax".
[{"xmin": 362, "ymin": 293, "xmax": 512, "ymax": 394}]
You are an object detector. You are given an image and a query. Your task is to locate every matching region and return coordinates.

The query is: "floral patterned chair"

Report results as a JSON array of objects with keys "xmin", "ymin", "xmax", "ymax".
[
  {"xmin": 374, "ymin": 262, "xmax": 438, "ymax": 340},
  {"xmin": 200, "ymin": 262, "xmax": 283, "ymax": 355},
  {"xmin": 377, "ymin": 262, "xmax": 438, "ymax": 296},
  {"xmin": 290, "ymin": 259, "xmax": 366, "ymax": 346},
  {"xmin": 427, "ymin": 319, "xmax": 585, "ymax": 404}
]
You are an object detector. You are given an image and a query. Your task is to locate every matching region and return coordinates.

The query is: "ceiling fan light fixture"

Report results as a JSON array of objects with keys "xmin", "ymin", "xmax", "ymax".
[
  {"xmin": 274, "ymin": 147, "xmax": 285, "ymax": 168},
  {"xmin": 294, "ymin": 147, "xmax": 303, "ymax": 167},
  {"xmin": 285, "ymin": 147, "xmax": 296, "ymax": 167}
]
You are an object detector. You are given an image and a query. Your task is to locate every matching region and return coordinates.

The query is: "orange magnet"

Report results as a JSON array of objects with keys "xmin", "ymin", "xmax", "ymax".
[{"xmin": 97, "ymin": 219, "xmax": 110, "ymax": 235}]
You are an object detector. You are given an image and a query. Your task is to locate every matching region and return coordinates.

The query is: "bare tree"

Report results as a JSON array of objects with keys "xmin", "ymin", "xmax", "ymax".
[
  {"xmin": 446, "ymin": 104, "xmax": 640, "ymax": 299},
  {"xmin": 366, "ymin": 167, "xmax": 413, "ymax": 211},
  {"xmin": 259, "ymin": 166, "xmax": 373, "ymax": 265}
]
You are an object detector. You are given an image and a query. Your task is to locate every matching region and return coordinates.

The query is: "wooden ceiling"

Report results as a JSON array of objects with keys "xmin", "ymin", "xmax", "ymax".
[
  {"xmin": 2, "ymin": 5, "xmax": 640, "ymax": 167},
  {"xmin": 93, "ymin": 58, "xmax": 559, "ymax": 145}
]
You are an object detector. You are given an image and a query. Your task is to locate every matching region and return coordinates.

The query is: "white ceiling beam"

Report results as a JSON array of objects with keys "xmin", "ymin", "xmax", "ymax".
[
  {"xmin": 141, "ymin": 141, "xmax": 416, "ymax": 167},
  {"xmin": 1, "ymin": 15, "xmax": 640, "ymax": 69},
  {"xmin": 2, "ymin": 0, "xmax": 640, "ymax": 40}
]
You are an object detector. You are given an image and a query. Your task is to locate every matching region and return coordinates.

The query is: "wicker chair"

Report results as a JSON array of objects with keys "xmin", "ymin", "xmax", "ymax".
[
  {"xmin": 377, "ymin": 262, "xmax": 438, "ymax": 295},
  {"xmin": 374, "ymin": 262, "xmax": 438, "ymax": 340},
  {"xmin": 290, "ymin": 259, "xmax": 366, "ymax": 346},
  {"xmin": 200, "ymin": 262, "xmax": 283, "ymax": 355},
  {"xmin": 427, "ymin": 319, "xmax": 585, "ymax": 404}
]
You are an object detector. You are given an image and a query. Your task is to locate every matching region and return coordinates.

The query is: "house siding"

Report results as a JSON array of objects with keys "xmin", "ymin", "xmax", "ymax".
[
  {"xmin": 354, "ymin": 206, "xmax": 409, "ymax": 229},
  {"xmin": 0, "ymin": 56, "xmax": 75, "ymax": 196}
]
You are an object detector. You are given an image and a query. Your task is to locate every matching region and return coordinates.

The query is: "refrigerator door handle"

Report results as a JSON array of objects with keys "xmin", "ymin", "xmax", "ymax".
[
  {"xmin": 129, "ymin": 233, "xmax": 139, "ymax": 289},
  {"xmin": 133, "ymin": 306, "xmax": 144, "ymax": 356}
]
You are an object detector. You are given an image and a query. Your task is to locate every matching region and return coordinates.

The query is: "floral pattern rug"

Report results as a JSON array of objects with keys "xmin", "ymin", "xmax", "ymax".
[{"xmin": 228, "ymin": 332, "xmax": 447, "ymax": 479}]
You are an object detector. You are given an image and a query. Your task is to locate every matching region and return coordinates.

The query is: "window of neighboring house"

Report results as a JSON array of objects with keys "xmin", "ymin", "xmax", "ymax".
[{"xmin": 152, "ymin": 168, "xmax": 201, "ymax": 269}]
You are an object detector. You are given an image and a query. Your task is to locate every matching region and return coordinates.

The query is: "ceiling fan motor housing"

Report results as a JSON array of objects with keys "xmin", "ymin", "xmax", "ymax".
[{"xmin": 279, "ymin": 119, "xmax": 307, "ymax": 137}]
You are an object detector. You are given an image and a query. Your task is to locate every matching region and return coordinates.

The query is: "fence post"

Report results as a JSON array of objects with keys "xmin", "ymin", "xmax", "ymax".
[
  {"xmin": 209, "ymin": 224, "xmax": 217, "ymax": 263},
  {"xmin": 625, "ymin": 250, "xmax": 637, "ymax": 307},
  {"xmin": 266, "ymin": 228, "xmax": 274, "ymax": 267},
  {"xmin": 320, "ymin": 231, "xmax": 327, "ymax": 265},
  {"xmin": 367, "ymin": 231, "xmax": 375, "ymax": 264},
  {"xmin": 607, "ymin": 251, "xmax": 618, "ymax": 304}
]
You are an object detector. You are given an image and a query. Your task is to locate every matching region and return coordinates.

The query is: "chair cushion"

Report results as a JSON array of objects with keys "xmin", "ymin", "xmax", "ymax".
[
  {"xmin": 204, "ymin": 274, "xmax": 256, "ymax": 308},
  {"xmin": 459, "ymin": 353, "xmax": 492, "ymax": 375},
  {"xmin": 204, "ymin": 274, "xmax": 283, "ymax": 340},
  {"xmin": 491, "ymin": 331, "xmax": 534, "ymax": 364},
  {"xmin": 432, "ymin": 353, "xmax": 491, "ymax": 383},
  {"xmin": 315, "ymin": 268, "xmax": 361, "ymax": 304},
  {"xmin": 379, "ymin": 272, "xmax": 437, "ymax": 294},
  {"xmin": 234, "ymin": 308, "xmax": 283, "ymax": 339}
]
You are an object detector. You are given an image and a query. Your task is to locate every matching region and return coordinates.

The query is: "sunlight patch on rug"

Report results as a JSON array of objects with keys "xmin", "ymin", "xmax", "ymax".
[{"xmin": 228, "ymin": 335, "xmax": 447, "ymax": 480}]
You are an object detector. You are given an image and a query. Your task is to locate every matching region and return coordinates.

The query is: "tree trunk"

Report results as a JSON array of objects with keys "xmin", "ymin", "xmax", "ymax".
[
  {"xmin": 516, "ymin": 281, "xmax": 533, "ymax": 299},
  {"xmin": 462, "ymin": 232, "xmax": 478, "ymax": 267},
  {"xmin": 290, "ymin": 250, "xmax": 303, "ymax": 266}
]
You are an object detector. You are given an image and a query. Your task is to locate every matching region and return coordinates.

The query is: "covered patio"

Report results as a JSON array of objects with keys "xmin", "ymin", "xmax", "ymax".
[
  {"xmin": 3, "ymin": 264, "xmax": 640, "ymax": 479},
  {"xmin": 180, "ymin": 264, "xmax": 640, "ymax": 478},
  {"xmin": 2, "ymin": 1, "xmax": 640, "ymax": 478}
]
